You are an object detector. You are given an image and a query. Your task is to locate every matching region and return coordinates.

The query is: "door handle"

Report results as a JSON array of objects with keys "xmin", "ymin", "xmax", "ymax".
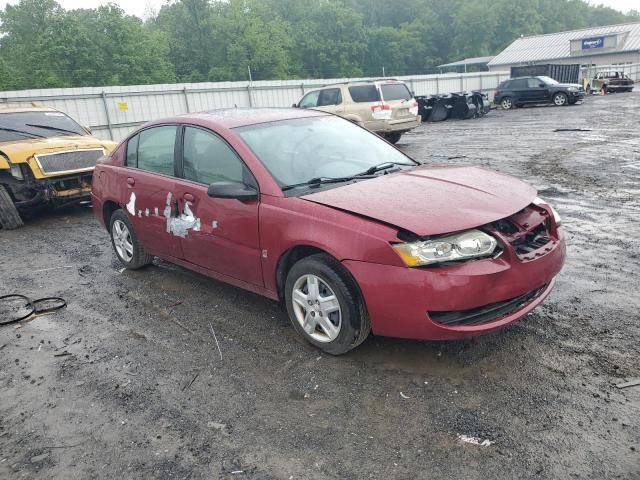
[
  {"xmin": 126, "ymin": 177, "xmax": 135, "ymax": 186},
  {"xmin": 183, "ymin": 193, "xmax": 195, "ymax": 202}
]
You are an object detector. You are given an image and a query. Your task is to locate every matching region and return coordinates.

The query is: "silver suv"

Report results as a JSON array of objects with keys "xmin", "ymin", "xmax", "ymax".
[{"xmin": 295, "ymin": 80, "xmax": 421, "ymax": 144}]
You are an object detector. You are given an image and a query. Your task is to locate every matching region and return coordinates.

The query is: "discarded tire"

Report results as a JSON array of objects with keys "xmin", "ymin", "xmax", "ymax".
[{"xmin": 416, "ymin": 91, "xmax": 491, "ymax": 122}]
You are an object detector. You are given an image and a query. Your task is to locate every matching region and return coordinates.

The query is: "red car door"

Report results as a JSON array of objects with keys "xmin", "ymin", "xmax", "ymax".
[
  {"xmin": 173, "ymin": 125, "xmax": 262, "ymax": 286},
  {"xmin": 122, "ymin": 125, "xmax": 183, "ymax": 260}
]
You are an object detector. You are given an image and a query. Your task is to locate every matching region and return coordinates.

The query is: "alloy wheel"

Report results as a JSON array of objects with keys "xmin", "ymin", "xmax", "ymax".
[
  {"xmin": 112, "ymin": 219, "xmax": 134, "ymax": 262},
  {"xmin": 554, "ymin": 94, "xmax": 567, "ymax": 106},
  {"xmin": 501, "ymin": 98, "xmax": 512, "ymax": 109},
  {"xmin": 291, "ymin": 274, "xmax": 342, "ymax": 343}
]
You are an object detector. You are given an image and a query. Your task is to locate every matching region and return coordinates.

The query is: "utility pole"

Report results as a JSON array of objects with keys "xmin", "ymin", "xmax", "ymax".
[
  {"xmin": 248, "ymin": 65, "xmax": 253, "ymax": 83},
  {"xmin": 382, "ymin": 66, "xmax": 385, "ymax": 77}
]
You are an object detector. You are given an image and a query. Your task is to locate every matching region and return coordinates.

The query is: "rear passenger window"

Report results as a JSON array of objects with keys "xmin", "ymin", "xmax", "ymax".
[
  {"xmin": 317, "ymin": 88, "xmax": 342, "ymax": 106},
  {"xmin": 511, "ymin": 79, "xmax": 527, "ymax": 88},
  {"xmin": 136, "ymin": 126, "xmax": 177, "ymax": 176},
  {"xmin": 182, "ymin": 127, "xmax": 248, "ymax": 185},
  {"xmin": 527, "ymin": 78, "xmax": 541, "ymax": 88},
  {"xmin": 348, "ymin": 85, "xmax": 380, "ymax": 103},
  {"xmin": 126, "ymin": 134, "xmax": 139, "ymax": 167}
]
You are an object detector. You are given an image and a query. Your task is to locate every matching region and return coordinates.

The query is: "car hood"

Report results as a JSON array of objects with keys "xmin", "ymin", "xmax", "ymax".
[
  {"xmin": 0, "ymin": 135, "xmax": 117, "ymax": 164},
  {"xmin": 557, "ymin": 83, "xmax": 582, "ymax": 89},
  {"xmin": 302, "ymin": 165, "xmax": 537, "ymax": 236}
]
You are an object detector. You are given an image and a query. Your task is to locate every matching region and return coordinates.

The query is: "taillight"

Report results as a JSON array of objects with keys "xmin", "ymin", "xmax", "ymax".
[{"xmin": 370, "ymin": 102, "xmax": 391, "ymax": 112}]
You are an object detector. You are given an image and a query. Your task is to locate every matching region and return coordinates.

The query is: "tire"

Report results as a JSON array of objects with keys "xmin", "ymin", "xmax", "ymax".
[
  {"xmin": 500, "ymin": 97, "xmax": 514, "ymax": 110},
  {"xmin": 0, "ymin": 185, "xmax": 24, "ymax": 230},
  {"xmin": 109, "ymin": 209, "xmax": 153, "ymax": 270},
  {"xmin": 386, "ymin": 133, "xmax": 402, "ymax": 145},
  {"xmin": 553, "ymin": 92, "xmax": 568, "ymax": 106},
  {"xmin": 285, "ymin": 253, "xmax": 370, "ymax": 355}
]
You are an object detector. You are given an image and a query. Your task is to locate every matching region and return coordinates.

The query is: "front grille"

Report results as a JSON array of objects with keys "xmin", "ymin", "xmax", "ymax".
[
  {"xmin": 429, "ymin": 284, "xmax": 547, "ymax": 326},
  {"xmin": 35, "ymin": 149, "xmax": 104, "ymax": 175},
  {"xmin": 511, "ymin": 223, "xmax": 551, "ymax": 256},
  {"xmin": 491, "ymin": 205, "xmax": 553, "ymax": 259}
]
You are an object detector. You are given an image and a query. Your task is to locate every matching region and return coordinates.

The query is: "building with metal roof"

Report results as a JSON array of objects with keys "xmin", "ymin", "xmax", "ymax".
[
  {"xmin": 488, "ymin": 22, "xmax": 640, "ymax": 71},
  {"xmin": 437, "ymin": 56, "xmax": 494, "ymax": 73}
]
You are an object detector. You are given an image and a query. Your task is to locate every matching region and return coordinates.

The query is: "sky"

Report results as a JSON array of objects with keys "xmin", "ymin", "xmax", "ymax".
[{"xmin": 0, "ymin": 0, "xmax": 637, "ymax": 18}]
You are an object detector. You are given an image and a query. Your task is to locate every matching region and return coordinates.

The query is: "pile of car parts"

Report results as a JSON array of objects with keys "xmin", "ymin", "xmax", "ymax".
[{"xmin": 415, "ymin": 92, "xmax": 491, "ymax": 122}]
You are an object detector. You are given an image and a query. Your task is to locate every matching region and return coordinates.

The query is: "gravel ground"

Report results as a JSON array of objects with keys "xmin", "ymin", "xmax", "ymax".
[{"xmin": 1, "ymin": 92, "xmax": 639, "ymax": 480}]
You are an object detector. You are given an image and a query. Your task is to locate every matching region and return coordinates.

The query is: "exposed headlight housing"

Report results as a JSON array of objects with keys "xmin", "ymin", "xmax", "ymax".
[
  {"xmin": 533, "ymin": 196, "xmax": 562, "ymax": 226},
  {"xmin": 10, "ymin": 164, "xmax": 24, "ymax": 180},
  {"xmin": 392, "ymin": 229, "xmax": 498, "ymax": 267}
]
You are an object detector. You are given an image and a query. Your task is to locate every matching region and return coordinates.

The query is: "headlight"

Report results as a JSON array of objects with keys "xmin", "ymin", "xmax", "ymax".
[
  {"xmin": 10, "ymin": 164, "xmax": 24, "ymax": 180},
  {"xmin": 392, "ymin": 229, "xmax": 497, "ymax": 267},
  {"xmin": 567, "ymin": 87, "xmax": 578, "ymax": 92},
  {"xmin": 533, "ymin": 196, "xmax": 562, "ymax": 226}
]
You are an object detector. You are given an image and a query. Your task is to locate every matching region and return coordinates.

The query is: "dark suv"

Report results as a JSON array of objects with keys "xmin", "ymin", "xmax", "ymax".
[{"xmin": 494, "ymin": 76, "xmax": 585, "ymax": 109}]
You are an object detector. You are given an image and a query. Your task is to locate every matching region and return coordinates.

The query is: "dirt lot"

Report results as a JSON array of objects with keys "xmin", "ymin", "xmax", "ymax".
[{"xmin": 1, "ymin": 92, "xmax": 639, "ymax": 480}]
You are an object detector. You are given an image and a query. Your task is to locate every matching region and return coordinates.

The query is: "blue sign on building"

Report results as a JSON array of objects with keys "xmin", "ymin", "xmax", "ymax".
[{"xmin": 582, "ymin": 37, "xmax": 605, "ymax": 49}]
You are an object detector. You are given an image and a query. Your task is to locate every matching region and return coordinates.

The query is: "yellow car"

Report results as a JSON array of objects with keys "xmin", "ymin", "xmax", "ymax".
[{"xmin": 0, "ymin": 106, "xmax": 117, "ymax": 229}]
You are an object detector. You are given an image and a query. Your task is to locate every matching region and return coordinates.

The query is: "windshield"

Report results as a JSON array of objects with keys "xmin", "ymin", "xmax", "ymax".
[
  {"xmin": 0, "ymin": 111, "xmax": 87, "ymax": 142},
  {"xmin": 537, "ymin": 76, "xmax": 559, "ymax": 85},
  {"xmin": 235, "ymin": 116, "xmax": 417, "ymax": 190}
]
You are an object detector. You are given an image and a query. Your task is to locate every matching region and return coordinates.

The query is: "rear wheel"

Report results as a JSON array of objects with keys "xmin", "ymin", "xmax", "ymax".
[
  {"xmin": 0, "ymin": 185, "xmax": 24, "ymax": 230},
  {"xmin": 553, "ymin": 92, "xmax": 568, "ymax": 106},
  {"xmin": 109, "ymin": 209, "xmax": 153, "ymax": 269},
  {"xmin": 285, "ymin": 253, "xmax": 370, "ymax": 355},
  {"xmin": 500, "ymin": 97, "xmax": 514, "ymax": 110},
  {"xmin": 386, "ymin": 133, "xmax": 402, "ymax": 145}
]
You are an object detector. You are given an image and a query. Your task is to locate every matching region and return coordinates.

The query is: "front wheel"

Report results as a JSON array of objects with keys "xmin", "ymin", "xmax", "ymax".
[
  {"xmin": 109, "ymin": 209, "xmax": 153, "ymax": 269},
  {"xmin": 0, "ymin": 185, "xmax": 24, "ymax": 230},
  {"xmin": 500, "ymin": 97, "xmax": 514, "ymax": 110},
  {"xmin": 553, "ymin": 92, "xmax": 568, "ymax": 106},
  {"xmin": 285, "ymin": 254, "xmax": 370, "ymax": 355}
]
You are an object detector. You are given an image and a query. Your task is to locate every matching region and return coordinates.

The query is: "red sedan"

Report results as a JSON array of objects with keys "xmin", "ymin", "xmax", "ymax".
[{"xmin": 91, "ymin": 108, "xmax": 565, "ymax": 354}]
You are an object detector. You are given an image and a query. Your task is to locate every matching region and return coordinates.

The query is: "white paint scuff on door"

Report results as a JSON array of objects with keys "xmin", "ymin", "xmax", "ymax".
[
  {"xmin": 126, "ymin": 192, "xmax": 136, "ymax": 215},
  {"xmin": 163, "ymin": 192, "xmax": 201, "ymax": 238}
]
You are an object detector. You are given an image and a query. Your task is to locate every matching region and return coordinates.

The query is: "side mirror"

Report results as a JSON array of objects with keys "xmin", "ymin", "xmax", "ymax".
[
  {"xmin": 207, "ymin": 181, "xmax": 258, "ymax": 201},
  {"xmin": 539, "ymin": 83, "xmax": 546, "ymax": 88},
  {"xmin": 292, "ymin": 103, "xmax": 298, "ymax": 108}
]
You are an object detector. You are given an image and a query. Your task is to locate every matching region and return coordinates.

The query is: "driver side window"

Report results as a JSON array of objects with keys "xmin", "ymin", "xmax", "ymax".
[{"xmin": 182, "ymin": 127, "xmax": 248, "ymax": 185}]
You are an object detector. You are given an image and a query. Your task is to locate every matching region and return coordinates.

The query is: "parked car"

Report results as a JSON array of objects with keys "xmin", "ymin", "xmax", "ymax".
[
  {"xmin": 293, "ymin": 80, "xmax": 421, "ymax": 144},
  {"xmin": 494, "ymin": 76, "xmax": 585, "ymax": 109},
  {"xmin": 0, "ymin": 106, "xmax": 117, "ymax": 229},
  {"xmin": 92, "ymin": 108, "xmax": 566, "ymax": 355},
  {"xmin": 590, "ymin": 71, "xmax": 634, "ymax": 93}
]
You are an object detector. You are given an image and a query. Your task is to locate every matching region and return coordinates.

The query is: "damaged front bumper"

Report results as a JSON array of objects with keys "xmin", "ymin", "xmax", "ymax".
[{"xmin": 5, "ymin": 172, "xmax": 93, "ymax": 210}]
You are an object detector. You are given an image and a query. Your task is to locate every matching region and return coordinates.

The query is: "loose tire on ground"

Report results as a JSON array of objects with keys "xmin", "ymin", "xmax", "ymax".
[
  {"xmin": 0, "ymin": 185, "xmax": 24, "ymax": 230},
  {"xmin": 284, "ymin": 253, "xmax": 370, "ymax": 355},
  {"xmin": 109, "ymin": 209, "xmax": 153, "ymax": 270}
]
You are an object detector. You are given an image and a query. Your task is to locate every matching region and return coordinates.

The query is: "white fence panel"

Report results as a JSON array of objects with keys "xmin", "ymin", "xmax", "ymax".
[{"xmin": 1, "ymin": 71, "xmax": 510, "ymax": 141}]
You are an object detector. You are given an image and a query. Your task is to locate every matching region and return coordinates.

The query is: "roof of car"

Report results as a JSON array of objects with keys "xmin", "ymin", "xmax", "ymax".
[
  {"xmin": 0, "ymin": 106, "xmax": 59, "ymax": 114},
  {"xmin": 168, "ymin": 107, "xmax": 329, "ymax": 129}
]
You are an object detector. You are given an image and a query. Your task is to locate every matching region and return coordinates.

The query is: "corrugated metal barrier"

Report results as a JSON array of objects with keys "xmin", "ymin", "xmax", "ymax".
[{"xmin": 0, "ymin": 72, "xmax": 510, "ymax": 141}]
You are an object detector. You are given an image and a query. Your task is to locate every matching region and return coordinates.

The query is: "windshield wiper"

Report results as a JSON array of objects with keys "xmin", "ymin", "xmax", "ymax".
[
  {"xmin": 0, "ymin": 127, "xmax": 46, "ymax": 139},
  {"xmin": 354, "ymin": 161, "xmax": 416, "ymax": 177},
  {"xmin": 281, "ymin": 175, "xmax": 376, "ymax": 192},
  {"xmin": 25, "ymin": 123, "xmax": 83, "ymax": 136}
]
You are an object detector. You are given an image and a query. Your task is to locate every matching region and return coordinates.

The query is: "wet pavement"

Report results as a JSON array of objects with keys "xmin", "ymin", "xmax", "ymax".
[{"xmin": 1, "ymin": 92, "xmax": 639, "ymax": 479}]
